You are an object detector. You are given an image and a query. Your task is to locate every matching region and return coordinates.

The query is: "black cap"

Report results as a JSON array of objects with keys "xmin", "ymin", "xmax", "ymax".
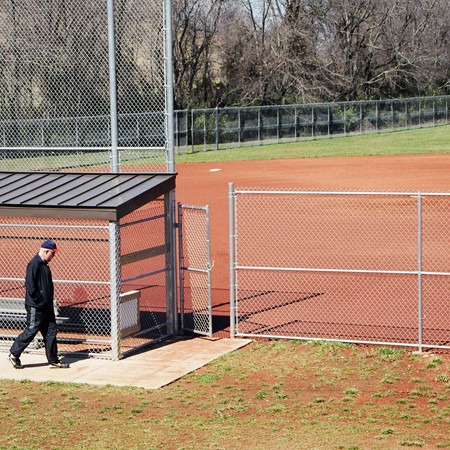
[{"xmin": 41, "ymin": 240, "xmax": 60, "ymax": 253}]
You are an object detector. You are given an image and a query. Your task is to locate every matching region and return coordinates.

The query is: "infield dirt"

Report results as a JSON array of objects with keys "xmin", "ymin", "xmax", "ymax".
[{"xmin": 174, "ymin": 154, "xmax": 450, "ymax": 338}]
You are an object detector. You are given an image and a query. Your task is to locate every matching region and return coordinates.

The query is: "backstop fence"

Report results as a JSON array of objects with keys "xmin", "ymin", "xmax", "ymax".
[
  {"xmin": 0, "ymin": 0, "xmax": 171, "ymax": 173},
  {"xmin": 229, "ymin": 186, "xmax": 450, "ymax": 351}
]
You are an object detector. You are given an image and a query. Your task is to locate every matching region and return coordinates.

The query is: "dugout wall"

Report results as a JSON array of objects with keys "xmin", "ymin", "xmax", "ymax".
[{"xmin": 0, "ymin": 171, "xmax": 176, "ymax": 360}]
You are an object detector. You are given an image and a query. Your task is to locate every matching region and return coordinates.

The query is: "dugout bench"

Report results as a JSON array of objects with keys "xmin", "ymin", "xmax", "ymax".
[{"xmin": 0, "ymin": 290, "xmax": 140, "ymax": 339}]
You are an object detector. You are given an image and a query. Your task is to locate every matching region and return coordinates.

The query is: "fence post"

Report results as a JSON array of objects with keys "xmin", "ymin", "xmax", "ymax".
[
  {"xmin": 229, "ymin": 182, "xmax": 236, "ymax": 338},
  {"xmin": 166, "ymin": 191, "xmax": 178, "ymax": 335},
  {"xmin": 417, "ymin": 193, "xmax": 423, "ymax": 352},
  {"xmin": 405, "ymin": 100, "xmax": 408, "ymax": 128},
  {"xmin": 75, "ymin": 117, "xmax": 79, "ymax": 147},
  {"xmin": 327, "ymin": 105, "xmax": 330, "ymax": 137},
  {"xmin": 107, "ymin": 0, "xmax": 119, "ymax": 173},
  {"xmin": 391, "ymin": 100, "xmax": 394, "ymax": 129},
  {"xmin": 375, "ymin": 101, "xmax": 379, "ymax": 132},
  {"xmin": 173, "ymin": 111, "xmax": 178, "ymax": 153},
  {"xmin": 277, "ymin": 106, "xmax": 280, "ymax": 142},
  {"xmin": 433, "ymin": 98, "xmax": 435, "ymax": 126},
  {"xmin": 109, "ymin": 221, "xmax": 121, "ymax": 360},
  {"xmin": 215, "ymin": 107, "xmax": 219, "ymax": 150},
  {"xmin": 205, "ymin": 205, "xmax": 212, "ymax": 335},
  {"xmin": 177, "ymin": 203, "xmax": 184, "ymax": 331},
  {"xmin": 203, "ymin": 110, "xmax": 207, "ymax": 151},
  {"xmin": 419, "ymin": 101, "xmax": 421, "ymax": 127},
  {"xmin": 190, "ymin": 109, "xmax": 194, "ymax": 153},
  {"xmin": 344, "ymin": 104, "xmax": 347, "ymax": 134},
  {"xmin": 238, "ymin": 108, "xmax": 241, "ymax": 147},
  {"xmin": 258, "ymin": 108, "xmax": 261, "ymax": 145},
  {"xmin": 360, "ymin": 103, "xmax": 363, "ymax": 134},
  {"xmin": 164, "ymin": 0, "xmax": 175, "ymax": 169},
  {"xmin": 447, "ymin": 97, "xmax": 449, "ymax": 124}
]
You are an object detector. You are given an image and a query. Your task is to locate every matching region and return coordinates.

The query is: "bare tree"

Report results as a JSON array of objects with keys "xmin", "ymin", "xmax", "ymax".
[
  {"xmin": 218, "ymin": 0, "xmax": 294, "ymax": 105},
  {"xmin": 260, "ymin": 0, "xmax": 450, "ymax": 102},
  {"xmin": 172, "ymin": 0, "xmax": 225, "ymax": 109},
  {"xmin": 1, "ymin": 0, "xmax": 448, "ymax": 117}
]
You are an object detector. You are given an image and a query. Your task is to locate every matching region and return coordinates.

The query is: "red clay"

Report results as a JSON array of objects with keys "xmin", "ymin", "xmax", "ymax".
[{"xmin": 175, "ymin": 154, "xmax": 450, "ymax": 294}]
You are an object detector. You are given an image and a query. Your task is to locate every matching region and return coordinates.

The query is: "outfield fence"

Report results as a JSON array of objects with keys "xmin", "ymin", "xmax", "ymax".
[
  {"xmin": 180, "ymin": 95, "xmax": 450, "ymax": 153},
  {"xmin": 229, "ymin": 186, "xmax": 450, "ymax": 351}
]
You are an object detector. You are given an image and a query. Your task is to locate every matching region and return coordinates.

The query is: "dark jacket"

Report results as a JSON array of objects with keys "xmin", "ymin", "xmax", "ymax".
[{"xmin": 25, "ymin": 254, "xmax": 54, "ymax": 309}]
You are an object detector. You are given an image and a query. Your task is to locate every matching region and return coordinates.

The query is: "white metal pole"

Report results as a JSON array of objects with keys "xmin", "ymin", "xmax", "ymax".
[
  {"xmin": 417, "ymin": 193, "xmax": 423, "ymax": 352},
  {"xmin": 107, "ymin": 0, "xmax": 119, "ymax": 173},
  {"xmin": 229, "ymin": 182, "xmax": 236, "ymax": 338},
  {"xmin": 164, "ymin": 0, "xmax": 175, "ymax": 173},
  {"xmin": 109, "ymin": 221, "xmax": 121, "ymax": 360}
]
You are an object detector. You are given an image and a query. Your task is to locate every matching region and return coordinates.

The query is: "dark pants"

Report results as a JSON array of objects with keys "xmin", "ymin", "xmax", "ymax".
[{"xmin": 10, "ymin": 305, "xmax": 58, "ymax": 364}]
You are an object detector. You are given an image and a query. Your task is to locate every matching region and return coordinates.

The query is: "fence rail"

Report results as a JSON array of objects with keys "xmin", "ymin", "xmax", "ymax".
[{"xmin": 229, "ymin": 186, "xmax": 450, "ymax": 351}]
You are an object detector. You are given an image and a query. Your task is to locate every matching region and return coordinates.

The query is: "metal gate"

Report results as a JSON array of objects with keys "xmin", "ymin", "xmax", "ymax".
[{"xmin": 178, "ymin": 203, "xmax": 212, "ymax": 336}]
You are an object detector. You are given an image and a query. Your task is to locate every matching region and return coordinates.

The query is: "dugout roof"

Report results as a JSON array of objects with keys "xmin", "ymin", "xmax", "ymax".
[{"xmin": 0, "ymin": 171, "xmax": 176, "ymax": 221}]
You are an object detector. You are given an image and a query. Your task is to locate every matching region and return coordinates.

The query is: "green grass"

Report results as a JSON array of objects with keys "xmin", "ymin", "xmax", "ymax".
[
  {"xmin": 1, "ymin": 340, "xmax": 449, "ymax": 449},
  {"xmin": 176, "ymin": 125, "xmax": 450, "ymax": 163},
  {"xmin": 2, "ymin": 125, "xmax": 447, "ymax": 171}
]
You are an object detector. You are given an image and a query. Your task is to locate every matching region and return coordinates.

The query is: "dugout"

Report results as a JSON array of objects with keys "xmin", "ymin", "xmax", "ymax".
[{"xmin": 0, "ymin": 171, "xmax": 176, "ymax": 360}]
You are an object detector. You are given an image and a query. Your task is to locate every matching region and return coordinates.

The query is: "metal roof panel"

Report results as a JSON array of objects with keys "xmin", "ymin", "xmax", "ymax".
[{"xmin": 0, "ymin": 171, "xmax": 176, "ymax": 221}]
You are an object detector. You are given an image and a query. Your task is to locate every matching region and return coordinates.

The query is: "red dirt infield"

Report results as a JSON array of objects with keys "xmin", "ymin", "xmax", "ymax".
[
  {"xmin": 176, "ymin": 154, "xmax": 449, "ymax": 288},
  {"xmin": 175, "ymin": 154, "xmax": 450, "ymax": 337}
]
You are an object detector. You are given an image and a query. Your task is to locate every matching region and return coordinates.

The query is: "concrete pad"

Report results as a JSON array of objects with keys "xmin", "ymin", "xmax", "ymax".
[{"xmin": 1, "ymin": 337, "xmax": 251, "ymax": 389}]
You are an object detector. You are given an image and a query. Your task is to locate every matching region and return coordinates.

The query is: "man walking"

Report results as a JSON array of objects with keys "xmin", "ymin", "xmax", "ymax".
[{"xmin": 8, "ymin": 240, "xmax": 69, "ymax": 369}]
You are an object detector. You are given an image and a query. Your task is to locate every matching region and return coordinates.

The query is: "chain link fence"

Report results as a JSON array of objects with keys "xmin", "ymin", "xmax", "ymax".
[
  {"xmin": 178, "ymin": 204, "xmax": 212, "ymax": 337},
  {"xmin": 229, "ymin": 187, "xmax": 450, "ymax": 351},
  {"xmin": 177, "ymin": 95, "xmax": 450, "ymax": 153},
  {"xmin": 119, "ymin": 200, "xmax": 172, "ymax": 357},
  {"xmin": 0, "ymin": 198, "xmax": 171, "ymax": 359},
  {"xmin": 0, "ymin": 0, "xmax": 168, "ymax": 172}
]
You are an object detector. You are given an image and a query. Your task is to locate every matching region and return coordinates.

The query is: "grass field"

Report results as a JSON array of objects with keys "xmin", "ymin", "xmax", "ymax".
[
  {"xmin": 176, "ymin": 125, "xmax": 450, "ymax": 163},
  {"xmin": 1, "ymin": 126, "xmax": 449, "ymax": 450},
  {"xmin": 1, "ymin": 341, "xmax": 449, "ymax": 449}
]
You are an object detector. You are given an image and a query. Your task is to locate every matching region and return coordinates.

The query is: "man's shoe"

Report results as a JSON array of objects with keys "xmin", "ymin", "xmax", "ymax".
[
  {"xmin": 49, "ymin": 359, "xmax": 70, "ymax": 369},
  {"xmin": 8, "ymin": 354, "xmax": 24, "ymax": 369}
]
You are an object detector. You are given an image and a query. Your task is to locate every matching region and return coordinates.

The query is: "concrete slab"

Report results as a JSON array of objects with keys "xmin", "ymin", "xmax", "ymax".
[{"xmin": 1, "ymin": 337, "xmax": 252, "ymax": 389}]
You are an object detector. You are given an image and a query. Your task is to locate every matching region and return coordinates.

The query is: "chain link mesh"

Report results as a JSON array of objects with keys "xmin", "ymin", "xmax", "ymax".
[
  {"xmin": 421, "ymin": 195, "xmax": 450, "ymax": 346},
  {"xmin": 232, "ymin": 190, "xmax": 450, "ymax": 350},
  {"xmin": 119, "ymin": 200, "xmax": 170, "ymax": 355},
  {"xmin": 0, "ymin": 216, "xmax": 112, "ymax": 355},
  {"xmin": 0, "ymin": 2, "xmax": 172, "ymax": 358},
  {"xmin": 178, "ymin": 204, "xmax": 212, "ymax": 336},
  {"xmin": 183, "ymin": 96, "xmax": 449, "ymax": 152},
  {"xmin": 0, "ymin": 0, "xmax": 167, "ymax": 172},
  {"xmin": 0, "ymin": 197, "xmax": 170, "ymax": 358}
]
